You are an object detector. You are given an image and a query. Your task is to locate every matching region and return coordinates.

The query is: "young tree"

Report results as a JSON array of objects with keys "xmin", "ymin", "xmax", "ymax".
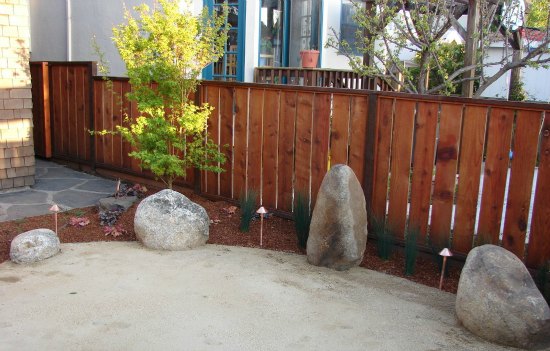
[
  {"xmin": 108, "ymin": 0, "xmax": 229, "ymax": 189},
  {"xmin": 327, "ymin": 0, "xmax": 550, "ymax": 98}
]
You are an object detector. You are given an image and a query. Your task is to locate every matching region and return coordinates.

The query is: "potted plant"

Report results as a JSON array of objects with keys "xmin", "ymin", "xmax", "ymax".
[{"xmin": 300, "ymin": 44, "xmax": 319, "ymax": 68}]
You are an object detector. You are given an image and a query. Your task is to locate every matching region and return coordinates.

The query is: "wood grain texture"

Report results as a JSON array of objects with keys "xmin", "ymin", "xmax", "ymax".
[
  {"xmin": 330, "ymin": 94, "xmax": 351, "ymax": 166},
  {"xmin": 348, "ymin": 95, "xmax": 369, "ymax": 186},
  {"xmin": 526, "ymin": 112, "xmax": 550, "ymax": 268},
  {"xmin": 295, "ymin": 92, "xmax": 314, "ymax": 206},
  {"xmin": 477, "ymin": 108, "xmax": 514, "ymax": 244},
  {"xmin": 430, "ymin": 103, "xmax": 463, "ymax": 247},
  {"xmin": 261, "ymin": 89, "xmax": 280, "ymax": 208},
  {"xmin": 111, "ymin": 80, "xmax": 123, "ymax": 169},
  {"xmin": 387, "ymin": 100, "xmax": 415, "ymax": 238},
  {"xmin": 93, "ymin": 81, "xmax": 104, "ymax": 165},
  {"xmin": 205, "ymin": 86, "xmax": 220, "ymax": 195},
  {"xmin": 121, "ymin": 81, "xmax": 132, "ymax": 170},
  {"xmin": 371, "ymin": 97, "xmax": 394, "ymax": 221},
  {"xmin": 502, "ymin": 110, "xmax": 542, "ymax": 258},
  {"xmin": 233, "ymin": 88, "xmax": 248, "ymax": 198},
  {"xmin": 408, "ymin": 102, "xmax": 438, "ymax": 242},
  {"xmin": 219, "ymin": 87, "xmax": 234, "ymax": 198},
  {"xmin": 452, "ymin": 105, "xmax": 488, "ymax": 254},
  {"xmin": 277, "ymin": 91, "xmax": 297, "ymax": 212},
  {"xmin": 310, "ymin": 93, "xmax": 331, "ymax": 207},
  {"xmin": 247, "ymin": 88, "xmax": 264, "ymax": 195}
]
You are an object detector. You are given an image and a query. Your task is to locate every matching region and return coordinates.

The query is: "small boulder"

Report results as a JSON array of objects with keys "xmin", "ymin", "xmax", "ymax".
[
  {"xmin": 134, "ymin": 189, "xmax": 209, "ymax": 250},
  {"xmin": 306, "ymin": 164, "xmax": 368, "ymax": 270},
  {"xmin": 10, "ymin": 229, "xmax": 60, "ymax": 264},
  {"xmin": 456, "ymin": 245, "xmax": 550, "ymax": 349}
]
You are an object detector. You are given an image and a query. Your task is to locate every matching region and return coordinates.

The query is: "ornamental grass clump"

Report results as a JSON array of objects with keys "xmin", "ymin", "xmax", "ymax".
[
  {"xmin": 293, "ymin": 191, "xmax": 311, "ymax": 249},
  {"xmin": 404, "ymin": 230, "xmax": 419, "ymax": 276},
  {"xmin": 239, "ymin": 190, "xmax": 257, "ymax": 232},
  {"xmin": 372, "ymin": 217, "xmax": 393, "ymax": 260}
]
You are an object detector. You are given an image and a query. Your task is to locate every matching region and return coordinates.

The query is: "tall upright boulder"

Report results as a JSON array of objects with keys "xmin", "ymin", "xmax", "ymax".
[
  {"xmin": 306, "ymin": 164, "xmax": 368, "ymax": 271},
  {"xmin": 456, "ymin": 245, "xmax": 550, "ymax": 350},
  {"xmin": 134, "ymin": 189, "xmax": 209, "ymax": 250}
]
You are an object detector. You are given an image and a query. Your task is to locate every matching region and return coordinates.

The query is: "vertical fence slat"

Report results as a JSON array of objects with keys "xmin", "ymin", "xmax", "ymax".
[
  {"xmin": 233, "ymin": 88, "xmax": 248, "ymax": 198},
  {"xmin": 408, "ymin": 102, "xmax": 438, "ymax": 242},
  {"xmin": 295, "ymin": 92, "xmax": 314, "ymax": 205},
  {"xmin": 277, "ymin": 91, "xmax": 297, "ymax": 212},
  {"xmin": 121, "ymin": 81, "xmax": 132, "ymax": 170},
  {"xmin": 103, "ymin": 78, "xmax": 114, "ymax": 167},
  {"xmin": 219, "ymin": 87, "xmax": 234, "ymax": 198},
  {"xmin": 452, "ymin": 105, "xmax": 488, "ymax": 254},
  {"xmin": 67, "ymin": 66, "xmax": 76, "ymax": 158},
  {"xmin": 75, "ymin": 67, "xmax": 85, "ymax": 160},
  {"xmin": 129, "ymin": 88, "xmax": 141, "ymax": 173},
  {"xmin": 111, "ymin": 80, "xmax": 123, "ymax": 168},
  {"xmin": 247, "ymin": 88, "xmax": 264, "ymax": 195},
  {"xmin": 502, "ymin": 110, "xmax": 542, "ymax": 258},
  {"xmin": 386, "ymin": 100, "xmax": 415, "ymax": 238},
  {"xmin": 371, "ymin": 97, "xmax": 394, "ymax": 221},
  {"xmin": 261, "ymin": 89, "xmax": 280, "ymax": 208},
  {"xmin": 205, "ymin": 86, "xmax": 220, "ymax": 195},
  {"xmin": 93, "ymin": 80, "xmax": 104, "ymax": 165},
  {"xmin": 348, "ymin": 95, "xmax": 369, "ymax": 189},
  {"xmin": 477, "ymin": 107, "xmax": 514, "ymax": 244},
  {"xmin": 430, "ymin": 104, "xmax": 463, "ymax": 247},
  {"xmin": 330, "ymin": 94, "xmax": 351, "ymax": 166},
  {"xmin": 526, "ymin": 112, "xmax": 550, "ymax": 268},
  {"xmin": 310, "ymin": 93, "xmax": 331, "ymax": 206},
  {"xmin": 60, "ymin": 66, "xmax": 68, "ymax": 155}
]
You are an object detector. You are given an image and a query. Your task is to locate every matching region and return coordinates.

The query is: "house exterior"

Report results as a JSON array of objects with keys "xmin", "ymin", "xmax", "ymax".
[{"xmin": 27, "ymin": 0, "xmax": 550, "ymax": 102}]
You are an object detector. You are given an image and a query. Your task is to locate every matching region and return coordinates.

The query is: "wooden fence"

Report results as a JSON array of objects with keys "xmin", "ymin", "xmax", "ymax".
[{"xmin": 30, "ymin": 61, "xmax": 550, "ymax": 269}]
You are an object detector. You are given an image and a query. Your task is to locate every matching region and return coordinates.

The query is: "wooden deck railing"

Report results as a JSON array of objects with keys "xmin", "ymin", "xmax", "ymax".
[{"xmin": 254, "ymin": 67, "xmax": 393, "ymax": 91}]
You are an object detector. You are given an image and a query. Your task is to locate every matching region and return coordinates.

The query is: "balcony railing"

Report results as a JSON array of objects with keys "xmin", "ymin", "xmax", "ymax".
[{"xmin": 254, "ymin": 67, "xmax": 393, "ymax": 91}]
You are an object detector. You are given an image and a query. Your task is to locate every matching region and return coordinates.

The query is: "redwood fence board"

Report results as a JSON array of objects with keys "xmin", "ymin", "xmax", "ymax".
[
  {"xmin": 408, "ymin": 102, "xmax": 438, "ymax": 243},
  {"xmin": 452, "ymin": 105, "xmax": 488, "ymax": 254},
  {"xmin": 502, "ymin": 110, "xmax": 542, "ymax": 258},
  {"xmin": 477, "ymin": 107, "xmax": 515, "ymax": 244},
  {"xmin": 526, "ymin": 112, "xmax": 550, "ymax": 268},
  {"xmin": 31, "ymin": 62, "xmax": 550, "ymax": 269},
  {"xmin": 429, "ymin": 104, "xmax": 463, "ymax": 247}
]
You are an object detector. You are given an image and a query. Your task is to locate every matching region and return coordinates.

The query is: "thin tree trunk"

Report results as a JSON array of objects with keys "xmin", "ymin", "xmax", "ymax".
[{"xmin": 508, "ymin": 48, "xmax": 523, "ymax": 101}]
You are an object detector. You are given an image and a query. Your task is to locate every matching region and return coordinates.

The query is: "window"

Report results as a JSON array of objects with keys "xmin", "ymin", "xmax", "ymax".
[
  {"xmin": 259, "ymin": 0, "xmax": 285, "ymax": 67},
  {"xmin": 340, "ymin": 0, "xmax": 364, "ymax": 56},
  {"xmin": 204, "ymin": 0, "xmax": 246, "ymax": 81}
]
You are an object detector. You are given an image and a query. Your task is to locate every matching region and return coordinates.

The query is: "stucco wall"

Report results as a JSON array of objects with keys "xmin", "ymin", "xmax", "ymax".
[{"xmin": 0, "ymin": 0, "xmax": 35, "ymax": 190}]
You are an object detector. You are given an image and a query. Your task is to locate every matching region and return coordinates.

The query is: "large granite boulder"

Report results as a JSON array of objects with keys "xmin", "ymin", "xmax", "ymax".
[
  {"xmin": 10, "ymin": 229, "xmax": 60, "ymax": 264},
  {"xmin": 134, "ymin": 189, "xmax": 209, "ymax": 250},
  {"xmin": 306, "ymin": 164, "xmax": 368, "ymax": 271},
  {"xmin": 456, "ymin": 245, "xmax": 550, "ymax": 349}
]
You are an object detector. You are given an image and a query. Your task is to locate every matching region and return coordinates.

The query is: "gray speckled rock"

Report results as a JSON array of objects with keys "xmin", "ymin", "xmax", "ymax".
[
  {"xmin": 456, "ymin": 245, "xmax": 550, "ymax": 350},
  {"xmin": 134, "ymin": 189, "xmax": 209, "ymax": 250},
  {"xmin": 10, "ymin": 229, "xmax": 60, "ymax": 264},
  {"xmin": 306, "ymin": 164, "xmax": 368, "ymax": 271}
]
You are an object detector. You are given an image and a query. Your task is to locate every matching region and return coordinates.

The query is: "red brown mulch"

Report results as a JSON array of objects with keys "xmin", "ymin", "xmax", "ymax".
[{"xmin": 0, "ymin": 185, "xmax": 461, "ymax": 293}]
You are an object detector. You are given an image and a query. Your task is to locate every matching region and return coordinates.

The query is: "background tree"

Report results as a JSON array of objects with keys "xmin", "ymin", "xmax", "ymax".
[
  {"xmin": 327, "ymin": 0, "xmax": 550, "ymax": 98},
  {"xmin": 107, "ymin": 0, "xmax": 229, "ymax": 189}
]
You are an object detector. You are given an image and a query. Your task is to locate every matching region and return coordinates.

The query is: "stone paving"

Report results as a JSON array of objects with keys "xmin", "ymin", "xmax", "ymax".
[{"xmin": 0, "ymin": 159, "xmax": 117, "ymax": 222}]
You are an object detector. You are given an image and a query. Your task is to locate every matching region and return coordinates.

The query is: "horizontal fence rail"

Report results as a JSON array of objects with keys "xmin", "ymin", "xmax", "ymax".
[
  {"xmin": 254, "ymin": 67, "xmax": 393, "ymax": 91},
  {"xmin": 30, "ymin": 61, "xmax": 550, "ymax": 269}
]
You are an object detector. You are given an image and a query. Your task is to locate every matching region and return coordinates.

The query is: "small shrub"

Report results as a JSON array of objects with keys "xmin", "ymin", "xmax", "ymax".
[
  {"xmin": 99, "ymin": 205, "xmax": 125, "ymax": 226},
  {"xmin": 372, "ymin": 217, "xmax": 393, "ymax": 260},
  {"xmin": 239, "ymin": 190, "xmax": 257, "ymax": 232},
  {"xmin": 535, "ymin": 261, "xmax": 550, "ymax": 304},
  {"xmin": 294, "ymin": 191, "xmax": 311, "ymax": 249},
  {"xmin": 404, "ymin": 230, "xmax": 419, "ymax": 276}
]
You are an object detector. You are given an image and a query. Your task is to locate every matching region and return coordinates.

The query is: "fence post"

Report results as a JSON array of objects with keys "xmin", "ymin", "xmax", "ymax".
[
  {"xmin": 31, "ymin": 62, "xmax": 52, "ymax": 158},
  {"xmin": 363, "ymin": 92, "xmax": 378, "ymax": 220}
]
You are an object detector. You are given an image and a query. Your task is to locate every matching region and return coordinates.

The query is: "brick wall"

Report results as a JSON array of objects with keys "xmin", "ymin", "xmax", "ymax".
[{"xmin": 0, "ymin": 0, "xmax": 34, "ymax": 190}]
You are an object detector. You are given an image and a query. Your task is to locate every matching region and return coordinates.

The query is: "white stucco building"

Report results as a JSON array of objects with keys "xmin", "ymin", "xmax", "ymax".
[{"xmin": 28, "ymin": 0, "xmax": 550, "ymax": 102}]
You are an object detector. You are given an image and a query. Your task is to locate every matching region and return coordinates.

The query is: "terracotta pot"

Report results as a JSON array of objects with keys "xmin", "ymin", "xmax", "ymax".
[{"xmin": 300, "ymin": 50, "xmax": 319, "ymax": 68}]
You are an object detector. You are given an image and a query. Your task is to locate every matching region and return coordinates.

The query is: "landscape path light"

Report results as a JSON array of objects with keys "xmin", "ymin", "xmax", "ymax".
[
  {"xmin": 49, "ymin": 204, "xmax": 60, "ymax": 235},
  {"xmin": 256, "ymin": 206, "xmax": 267, "ymax": 247},
  {"xmin": 439, "ymin": 248, "xmax": 453, "ymax": 290}
]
